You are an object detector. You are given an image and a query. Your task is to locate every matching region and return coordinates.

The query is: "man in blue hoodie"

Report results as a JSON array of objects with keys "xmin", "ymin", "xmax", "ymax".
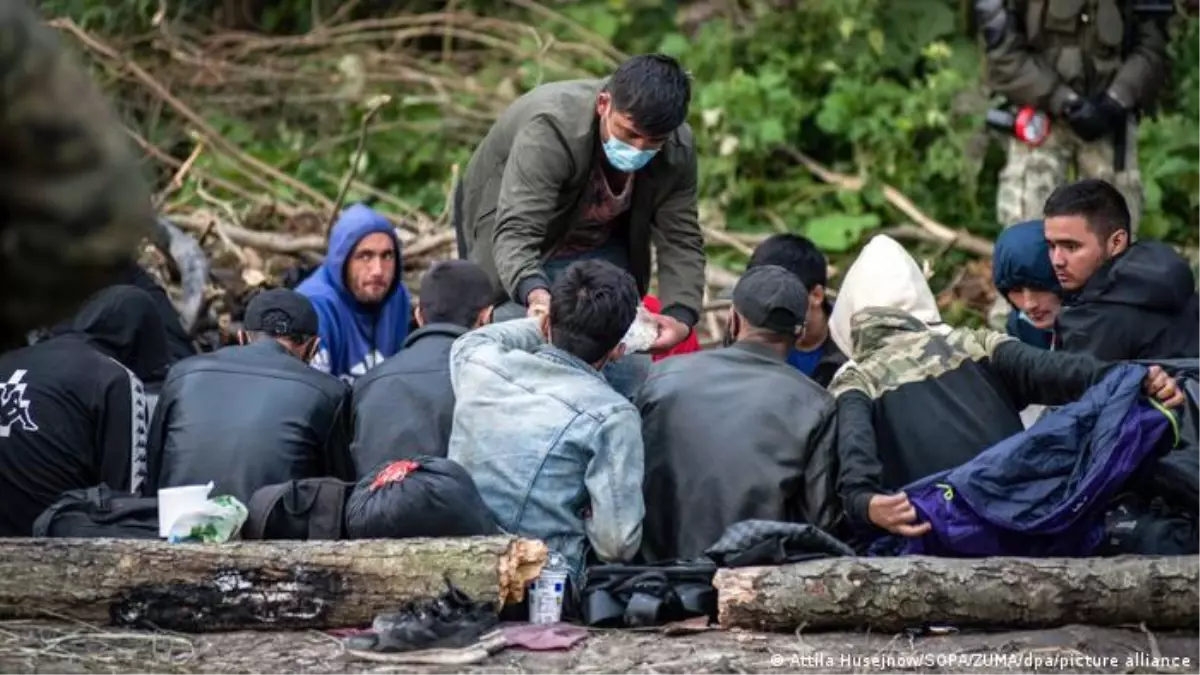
[
  {"xmin": 991, "ymin": 219, "xmax": 1062, "ymax": 350},
  {"xmin": 298, "ymin": 203, "xmax": 413, "ymax": 383}
]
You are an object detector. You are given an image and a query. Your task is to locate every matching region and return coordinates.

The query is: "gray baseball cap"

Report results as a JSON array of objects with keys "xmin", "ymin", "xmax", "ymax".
[{"xmin": 732, "ymin": 265, "xmax": 808, "ymax": 335}]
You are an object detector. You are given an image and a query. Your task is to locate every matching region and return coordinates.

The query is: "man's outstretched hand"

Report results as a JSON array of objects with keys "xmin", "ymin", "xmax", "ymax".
[
  {"xmin": 526, "ymin": 289, "xmax": 551, "ymax": 319},
  {"xmin": 649, "ymin": 313, "xmax": 690, "ymax": 353},
  {"xmin": 1143, "ymin": 365, "xmax": 1186, "ymax": 408},
  {"xmin": 867, "ymin": 492, "xmax": 931, "ymax": 537}
]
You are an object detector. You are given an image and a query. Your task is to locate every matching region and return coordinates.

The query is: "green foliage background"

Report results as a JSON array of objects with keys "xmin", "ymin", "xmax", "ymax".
[{"xmin": 44, "ymin": 0, "xmax": 1200, "ymax": 283}]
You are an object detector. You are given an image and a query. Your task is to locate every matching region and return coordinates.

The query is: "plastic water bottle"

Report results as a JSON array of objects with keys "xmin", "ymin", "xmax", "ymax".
[{"xmin": 529, "ymin": 552, "xmax": 569, "ymax": 624}]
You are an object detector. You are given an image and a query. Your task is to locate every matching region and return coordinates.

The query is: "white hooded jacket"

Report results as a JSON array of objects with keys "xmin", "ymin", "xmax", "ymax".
[{"xmin": 828, "ymin": 234, "xmax": 951, "ymax": 360}]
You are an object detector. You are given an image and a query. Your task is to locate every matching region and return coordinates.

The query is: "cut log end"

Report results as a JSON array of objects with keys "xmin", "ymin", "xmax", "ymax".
[
  {"xmin": 498, "ymin": 538, "xmax": 548, "ymax": 605},
  {"xmin": 714, "ymin": 566, "xmax": 757, "ymax": 618}
]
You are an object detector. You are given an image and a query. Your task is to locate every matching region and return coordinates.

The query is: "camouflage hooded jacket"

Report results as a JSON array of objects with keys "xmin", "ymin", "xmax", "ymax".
[{"xmin": 829, "ymin": 307, "xmax": 1118, "ymax": 534}]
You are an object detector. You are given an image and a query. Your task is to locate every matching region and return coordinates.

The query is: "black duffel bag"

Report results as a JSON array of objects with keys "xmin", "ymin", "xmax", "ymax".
[
  {"xmin": 345, "ymin": 457, "xmax": 497, "ymax": 539},
  {"xmin": 32, "ymin": 484, "xmax": 159, "ymax": 539},
  {"xmin": 244, "ymin": 477, "xmax": 355, "ymax": 540}
]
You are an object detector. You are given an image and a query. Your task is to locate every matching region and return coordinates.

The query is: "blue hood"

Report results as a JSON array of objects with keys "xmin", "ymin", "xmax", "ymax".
[
  {"xmin": 993, "ymin": 220, "xmax": 1059, "ymax": 349},
  {"xmin": 992, "ymin": 220, "xmax": 1060, "ymax": 297},
  {"xmin": 297, "ymin": 203, "xmax": 411, "ymax": 381}
]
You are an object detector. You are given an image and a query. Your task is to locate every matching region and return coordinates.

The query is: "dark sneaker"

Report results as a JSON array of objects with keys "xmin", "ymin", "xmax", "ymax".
[{"xmin": 352, "ymin": 578, "xmax": 499, "ymax": 653}]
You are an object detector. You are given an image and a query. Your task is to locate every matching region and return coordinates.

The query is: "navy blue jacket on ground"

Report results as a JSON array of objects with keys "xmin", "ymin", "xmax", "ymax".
[
  {"xmin": 1130, "ymin": 359, "xmax": 1198, "ymax": 515},
  {"xmin": 896, "ymin": 364, "xmax": 1175, "ymax": 557}
]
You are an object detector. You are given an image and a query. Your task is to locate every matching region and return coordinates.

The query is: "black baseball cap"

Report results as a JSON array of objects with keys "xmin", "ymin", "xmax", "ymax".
[
  {"xmin": 244, "ymin": 289, "xmax": 320, "ymax": 337},
  {"xmin": 732, "ymin": 264, "xmax": 808, "ymax": 335}
]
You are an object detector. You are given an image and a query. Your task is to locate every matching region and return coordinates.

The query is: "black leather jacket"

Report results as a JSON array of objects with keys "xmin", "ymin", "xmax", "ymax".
[
  {"xmin": 636, "ymin": 341, "xmax": 840, "ymax": 562},
  {"xmin": 145, "ymin": 340, "xmax": 353, "ymax": 503},
  {"xmin": 350, "ymin": 323, "xmax": 465, "ymax": 476}
]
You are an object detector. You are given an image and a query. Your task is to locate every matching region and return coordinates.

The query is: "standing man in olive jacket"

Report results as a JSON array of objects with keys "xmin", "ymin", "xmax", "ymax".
[{"xmin": 452, "ymin": 54, "xmax": 705, "ymax": 388}]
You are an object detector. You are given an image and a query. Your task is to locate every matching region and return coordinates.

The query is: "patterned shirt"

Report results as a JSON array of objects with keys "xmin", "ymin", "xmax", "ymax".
[{"xmin": 551, "ymin": 156, "xmax": 635, "ymax": 258}]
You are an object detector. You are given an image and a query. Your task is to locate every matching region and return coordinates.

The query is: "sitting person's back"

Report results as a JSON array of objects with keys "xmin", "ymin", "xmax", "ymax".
[
  {"xmin": 146, "ymin": 289, "xmax": 353, "ymax": 504},
  {"xmin": 0, "ymin": 286, "xmax": 169, "ymax": 535},
  {"xmin": 352, "ymin": 261, "xmax": 493, "ymax": 474},
  {"xmin": 638, "ymin": 265, "xmax": 839, "ymax": 561},
  {"xmin": 448, "ymin": 260, "xmax": 644, "ymax": 579}
]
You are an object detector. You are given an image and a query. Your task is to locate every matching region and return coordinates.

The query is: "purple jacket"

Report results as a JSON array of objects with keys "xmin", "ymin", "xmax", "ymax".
[{"xmin": 899, "ymin": 364, "xmax": 1175, "ymax": 557}]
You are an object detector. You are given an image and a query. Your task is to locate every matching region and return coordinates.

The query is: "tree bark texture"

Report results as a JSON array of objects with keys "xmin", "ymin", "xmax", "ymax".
[
  {"xmin": 715, "ymin": 555, "xmax": 1200, "ymax": 632},
  {"xmin": 0, "ymin": 536, "xmax": 546, "ymax": 632}
]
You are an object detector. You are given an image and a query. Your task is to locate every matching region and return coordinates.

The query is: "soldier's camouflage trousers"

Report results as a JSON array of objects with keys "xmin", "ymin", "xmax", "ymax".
[
  {"xmin": 989, "ymin": 118, "xmax": 1143, "ymax": 329},
  {"xmin": 996, "ymin": 118, "xmax": 1143, "ymax": 230}
]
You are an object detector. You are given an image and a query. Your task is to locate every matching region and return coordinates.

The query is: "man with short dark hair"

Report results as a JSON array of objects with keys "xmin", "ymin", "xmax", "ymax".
[
  {"xmin": 298, "ymin": 203, "xmax": 413, "ymax": 383},
  {"xmin": 448, "ymin": 260, "xmax": 644, "ymax": 580},
  {"xmin": 351, "ymin": 261, "xmax": 494, "ymax": 474},
  {"xmin": 454, "ymin": 54, "xmax": 705, "ymax": 396},
  {"xmin": 146, "ymin": 289, "xmax": 354, "ymax": 504},
  {"xmin": 639, "ymin": 265, "xmax": 839, "ymax": 561},
  {"xmin": 1044, "ymin": 179, "xmax": 1198, "ymax": 361},
  {"xmin": 745, "ymin": 234, "xmax": 846, "ymax": 387}
]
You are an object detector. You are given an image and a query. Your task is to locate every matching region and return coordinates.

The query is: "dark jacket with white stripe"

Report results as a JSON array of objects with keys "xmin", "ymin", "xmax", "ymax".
[{"xmin": 0, "ymin": 286, "xmax": 168, "ymax": 536}]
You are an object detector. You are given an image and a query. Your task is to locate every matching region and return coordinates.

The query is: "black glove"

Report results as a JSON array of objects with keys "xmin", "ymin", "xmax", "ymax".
[
  {"xmin": 1063, "ymin": 94, "xmax": 1126, "ymax": 142},
  {"xmin": 1063, "ymin": 98, "xmax": 1108, "ymax": 142},
  {"xmin": 1092, "ymin": 93, "xmax": 1128, "ymax": 133}
]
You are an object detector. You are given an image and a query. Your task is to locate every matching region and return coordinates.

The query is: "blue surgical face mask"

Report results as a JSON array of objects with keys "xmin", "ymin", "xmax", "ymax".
[{"xmin": 602, "ymin": 135, "xmax": 657, "ymax": 172}]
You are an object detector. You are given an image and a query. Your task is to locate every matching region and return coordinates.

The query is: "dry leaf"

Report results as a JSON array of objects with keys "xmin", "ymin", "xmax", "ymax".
[{"xmin": 242, "ymin": 269, "xmax": 267, "ymax": 288}]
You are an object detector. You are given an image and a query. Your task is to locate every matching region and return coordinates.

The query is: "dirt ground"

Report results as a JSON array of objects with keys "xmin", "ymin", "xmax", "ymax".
[{"xmin": 0, "ymin": 621, "xmax": 1195, "ymax": 674}]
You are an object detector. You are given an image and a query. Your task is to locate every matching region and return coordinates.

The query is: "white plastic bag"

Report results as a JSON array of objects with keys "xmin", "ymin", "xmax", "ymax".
[
  {"xmin": 620, "ymin": 305, "xmax": 659, "ymax": 354},
  {"xmin": 167, "ymin": 495, "xmax": 249, "ymax": 543}
]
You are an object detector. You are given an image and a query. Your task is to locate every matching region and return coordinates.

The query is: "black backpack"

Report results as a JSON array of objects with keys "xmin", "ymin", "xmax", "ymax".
[
  {"xmin": 244, "ymin": 478, "xmax": 355, "ymax": 540},
  {"xmin": 32, "ymin": 484, "xmax": 159, "ymax": 539},
  {"xmin": 581, "ymin": 561, "xmax": 718, "ymax": 628},
  {"xmin": 1098, "ymin": 493, "xmax": 1199, "ymax": 556}
]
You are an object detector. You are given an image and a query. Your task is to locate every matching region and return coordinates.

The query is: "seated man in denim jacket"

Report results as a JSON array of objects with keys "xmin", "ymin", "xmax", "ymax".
[{"xmin": 447, "ymin": 260, "xmax": 644, "ymax": 580}]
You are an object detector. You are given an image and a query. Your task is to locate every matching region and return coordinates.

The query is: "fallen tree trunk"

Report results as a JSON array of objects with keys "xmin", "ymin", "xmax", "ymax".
[
  {"xmin": 716, "ymin": 555, "xmax": 1200, "ymax": 632},
  {"xmin": 0, "ymin": 536, "xmax": 546, "ymax": 633}
]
